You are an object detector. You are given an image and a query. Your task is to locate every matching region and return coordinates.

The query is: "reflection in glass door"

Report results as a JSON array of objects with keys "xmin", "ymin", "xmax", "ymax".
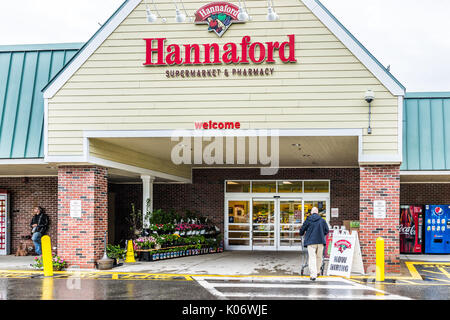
[
  {"xmin": 252, "ymin": 200, "xmax": 275, "ymax": 249},
  {"xmin": 279, "ymin": 200, "xmax": 303, "ymax": 248},
  {"xmin": 304, "ymin": 201, "xmax": 327, "ymax": 221},
  {"xmin": 227, "ymin": 201, "xmax": 251, "ymax": 247}
]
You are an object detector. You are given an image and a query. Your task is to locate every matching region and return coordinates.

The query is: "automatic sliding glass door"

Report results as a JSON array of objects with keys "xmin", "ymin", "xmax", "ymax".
[
  {"xmin": 227, "ymin": 201, "xmax": 251, "ymax": 249},
  {"xmin": 279, "ymin": 200, "xmax": 303, "ymax": 249},
  {"xmin": 226, "ymin": 197, "xmax": 329, "ymax": 250},
  {"xmin": 252, "ymin": 200, "xmax": 276, "ymax": 250}
]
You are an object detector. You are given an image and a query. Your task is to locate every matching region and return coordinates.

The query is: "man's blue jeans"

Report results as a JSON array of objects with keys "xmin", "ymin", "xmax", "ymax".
[{"xmin": 31, "ymin": 232, "xmax": 43, "ymax": 255}]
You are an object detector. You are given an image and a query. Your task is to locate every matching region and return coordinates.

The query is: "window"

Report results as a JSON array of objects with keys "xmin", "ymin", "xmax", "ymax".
[
  {"xmin": 304, "ymin": 181, "xmax": 329, "ymax": 193},
  {"xmin": 277, "ymin": 181, "xmax": 302, "ymax": 193},
  {"xmin": 225, "ymin": 180, "xmax": 329, "ymax": 194},
  {"xmin": 226, "ymin": 181, "xmax": 250, "ymax": 193},
  {"xmin": 252, "ymin": 181, "xmax": 276, "ymax": 193}
]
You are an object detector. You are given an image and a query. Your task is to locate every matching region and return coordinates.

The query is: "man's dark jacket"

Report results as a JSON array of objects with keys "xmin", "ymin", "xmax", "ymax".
[
  {"xmin": 299, "ymin": 213, "xmax": 329, "ymax": 247},
  {"xmin": 30, "ymin": 213, "xmax": 49, "ymax": 234}
]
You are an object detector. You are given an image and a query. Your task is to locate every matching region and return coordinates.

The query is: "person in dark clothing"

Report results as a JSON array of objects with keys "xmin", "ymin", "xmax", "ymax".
[
  {"xmin": 299, "ymin": 207, "xmax": 329, "ymax": 281},
  {"xmin": 30, "ymin": 206, "xmax": 49, "ymax": 255}
]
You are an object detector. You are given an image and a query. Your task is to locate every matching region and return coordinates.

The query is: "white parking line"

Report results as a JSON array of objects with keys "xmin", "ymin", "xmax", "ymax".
[{"xmin": 193, "ymin": 276, "xmax": 411, "ymax": 300}]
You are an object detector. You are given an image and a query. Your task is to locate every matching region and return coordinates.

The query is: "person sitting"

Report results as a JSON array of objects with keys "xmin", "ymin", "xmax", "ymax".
[{"xmin": 30, "ymin": 206, "xmax": 50, "ymax": 256}]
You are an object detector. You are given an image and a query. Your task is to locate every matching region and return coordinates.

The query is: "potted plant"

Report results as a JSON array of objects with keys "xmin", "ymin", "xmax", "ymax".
[
  {"xmin": 106, "ymin": 244, "xmax": 126, "ymax": 266},
  {"xmin": 156, "ymin": 236, "xmax": 166, "ymax": 249},
  {"xmin": 31, "ymin": 255, "xmax": 68, "ymax": 271}
]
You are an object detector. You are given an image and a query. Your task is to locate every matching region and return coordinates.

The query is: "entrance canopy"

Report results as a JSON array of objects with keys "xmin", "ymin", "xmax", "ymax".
[{"xmin": 86, "ymin": 134, "xmax": 359, "ymax": 183}]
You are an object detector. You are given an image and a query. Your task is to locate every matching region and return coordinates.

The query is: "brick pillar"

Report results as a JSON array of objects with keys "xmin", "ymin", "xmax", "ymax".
[
  {"xmin": 57, "ymin": 166, "xmax": 108, "ymax": 268},
  {"xmin": 360, "ymin": 165, "xmax": 400, "ymax": 274}
]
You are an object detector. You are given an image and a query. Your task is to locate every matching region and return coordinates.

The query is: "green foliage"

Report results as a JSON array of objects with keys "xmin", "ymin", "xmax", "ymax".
[
  {"xmin": 106, "ymin": 244, "xmax": 126, "ymax": 260},
  {"xmin": 30, "ymin": 255, "xmax": 68, "ymax": 271},
  {"xmin": 148, "ymin": 209, "xmax": 166, "ymax": 225}
]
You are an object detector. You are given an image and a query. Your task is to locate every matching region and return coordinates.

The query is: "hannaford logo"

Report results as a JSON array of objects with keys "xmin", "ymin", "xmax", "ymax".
[
  {"xmin": 334, "ymin": 240, "xmax": 352, "ymax": 253},
  {"xmin": 143, "ymin": 35, "xmax": 297, "ymax": 66},
  {"xmin": 194, "ymin": 2, "xmax": 243, "ymax": 37}
]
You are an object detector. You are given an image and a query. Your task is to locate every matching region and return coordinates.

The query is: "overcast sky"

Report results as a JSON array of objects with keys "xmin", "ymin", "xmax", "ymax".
[{"xmin": 0, "ymin": 0, "xmax": 449, "ymax": 92}]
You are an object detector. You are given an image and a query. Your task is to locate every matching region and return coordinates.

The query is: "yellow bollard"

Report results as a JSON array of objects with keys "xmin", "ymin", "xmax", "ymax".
[
  {"xmin": 41, "ymin": 235, "xmax": 53, "ymax": 277},
  {"xmin": 376, "ymin": 237, "xmax": 385, "ymax": 282},
  {"xmin": 125, "ymin": 240, "xmax": 136, "ymax": 263}
]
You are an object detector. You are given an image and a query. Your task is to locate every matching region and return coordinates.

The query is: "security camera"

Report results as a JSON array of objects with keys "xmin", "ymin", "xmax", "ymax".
[{"xmin": 365, "ymin": 90, "xmax": 375, "ymax": 103}]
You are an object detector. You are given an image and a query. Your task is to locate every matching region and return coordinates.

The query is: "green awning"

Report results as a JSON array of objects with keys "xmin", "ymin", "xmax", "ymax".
[
  {"xmin": 0, "ymin": 43, "xmax": 82, "ymax": 159},
  {"xmin": 402, "ymin": 93, "xmax": 450, "ymax": 170}
]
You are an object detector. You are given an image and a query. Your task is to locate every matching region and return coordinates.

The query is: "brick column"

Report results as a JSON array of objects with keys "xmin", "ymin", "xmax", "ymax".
[
  {"xmin": 57, "ymin": 166, "xmax": 108, "ymax": 268},
  {"xmin": 360, "ymin": 165, "xmax": 400, "ymax": 274}
]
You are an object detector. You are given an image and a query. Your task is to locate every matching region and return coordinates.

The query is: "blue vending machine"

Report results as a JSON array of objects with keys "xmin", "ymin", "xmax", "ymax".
[{"xmin": 424, "ymin": 205, "xmax": 450, "ymax": 254}]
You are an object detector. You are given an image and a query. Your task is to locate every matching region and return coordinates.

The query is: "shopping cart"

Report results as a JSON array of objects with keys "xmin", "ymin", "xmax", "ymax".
[{"xmin": 299, "ymin": 236, "xmax": 326, "ymax": 276}]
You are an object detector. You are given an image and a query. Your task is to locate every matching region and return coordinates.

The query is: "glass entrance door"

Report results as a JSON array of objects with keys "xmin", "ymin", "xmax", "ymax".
[
  {"xmin": 252, "ymin": 200, "xmax": 276, "ymax": 249},
  {"xmin": 304, "ymin": 200, "xmax": 327, "ymax": 221},
  {"xmin": 252, "ymin": 199, "xmax": 303, "ymax": 250},
  {"xmin": 226, "ymin": 197, "xmax": 329, "ymax": 250},
  {"xmin": 279, "ymin": 200, "xmax": 303, "ymax": 249}
]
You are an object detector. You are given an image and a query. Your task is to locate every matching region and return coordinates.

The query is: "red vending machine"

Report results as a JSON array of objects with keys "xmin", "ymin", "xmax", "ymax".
[
  {"xmin": 0, "ymin": 190, "xmax": 10, "ymax": 256},
  {"xmin": 399, "ymin": 205, "xmax": 423, "ymax": 253}
]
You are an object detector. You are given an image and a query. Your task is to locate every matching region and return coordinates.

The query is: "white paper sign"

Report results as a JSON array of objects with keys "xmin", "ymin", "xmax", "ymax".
[
  {"xmin": 373, "ymin": 200, "xmax": 386, "ymax": 219},
  {"xmin": 70, "ymin": 200, "xmax": 82, "ymax": 218},
  {"xmin": 327, "ymin": 230, "xmax": 364, "ymax": 278},
  {"xmin": 331, "ymin": 208, "xmax": 339, "ymax": 218}
]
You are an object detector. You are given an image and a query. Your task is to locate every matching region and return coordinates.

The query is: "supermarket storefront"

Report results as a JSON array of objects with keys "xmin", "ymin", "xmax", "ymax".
[
  {"xmin": 224, "ymin": 180, "xmax": 330, "ymax": 251},
  {"xmin": 2, "ymin": 0, "xmax": 449, "ymax": 272}
]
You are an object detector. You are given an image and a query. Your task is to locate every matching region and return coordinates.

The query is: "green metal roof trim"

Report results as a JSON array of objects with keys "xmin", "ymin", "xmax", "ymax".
[
  {"xmin": 402, "ymin": 94, "xmax": 450, "ymax": 171},
  {"xmin": 0, "ymin": 43, "xmax": 83, "ymax": 159}
]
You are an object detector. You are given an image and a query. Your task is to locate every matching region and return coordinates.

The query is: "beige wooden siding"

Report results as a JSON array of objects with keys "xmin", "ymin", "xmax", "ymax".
[
  {"xmin": 89, "ymin": 139, "xmax": 191, "ymax": 179},
  {"xmin": 48, "ymin": 0, "xmax": 399, "ymax": 158}
]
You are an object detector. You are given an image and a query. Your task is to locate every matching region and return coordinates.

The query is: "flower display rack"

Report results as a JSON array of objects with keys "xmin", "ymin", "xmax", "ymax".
[{"xmin": 136, "ymin": 244, "xmax": 224, "ymax": 262}]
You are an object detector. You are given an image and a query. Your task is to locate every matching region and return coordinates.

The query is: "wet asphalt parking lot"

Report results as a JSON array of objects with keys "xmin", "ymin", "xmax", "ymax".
[{"xmin": 0, "ymin": 267, "xmax": 448, "ymax": 300}]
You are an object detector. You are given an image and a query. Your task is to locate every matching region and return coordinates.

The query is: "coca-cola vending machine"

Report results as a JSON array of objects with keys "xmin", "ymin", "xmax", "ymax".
[
  {"xmin": 0, "ymin": 190, "xmax": 10, "ymax": 256},
  {"xmin": 399, "ymin": 205, "xmax": 423, "ymax": 254}
]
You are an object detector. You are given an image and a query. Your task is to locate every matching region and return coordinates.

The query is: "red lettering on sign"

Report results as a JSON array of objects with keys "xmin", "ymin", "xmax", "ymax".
[{"xmin": 143, "ymin": 35, "xmax": 297, "ymax": 66}]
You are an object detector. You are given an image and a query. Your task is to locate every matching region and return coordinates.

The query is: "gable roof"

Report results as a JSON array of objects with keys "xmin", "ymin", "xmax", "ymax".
[
  {"xmin": 0, "ymin": 43, "xmax": 82, "ymax": 159},
  {"xmin": 402, "ymin": 93, "xmax": 450, "ymax": 171},
  {"xmin": 43, "ymin": 0, "xmax": 406, "ymax": 99}
]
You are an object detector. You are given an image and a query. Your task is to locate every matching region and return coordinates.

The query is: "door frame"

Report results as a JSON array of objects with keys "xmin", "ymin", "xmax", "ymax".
[
  {"xmin": 251, "ymin": 198, "xmax": 278, "ymax": 251},
  {"xmin": 225, "ymin": 193, "xmax": 330, "ymax": 251}
]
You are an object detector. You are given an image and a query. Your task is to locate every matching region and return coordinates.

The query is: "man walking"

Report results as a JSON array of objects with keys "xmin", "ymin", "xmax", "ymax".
[{"xmin": 300, "ymin": 207, "xmax": 329, "ymax": 281}]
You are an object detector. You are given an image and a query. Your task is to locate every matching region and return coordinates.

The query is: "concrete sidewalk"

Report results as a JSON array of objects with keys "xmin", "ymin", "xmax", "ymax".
[
  {"xmin": 113, "ymin": 251, "xmax": 305, "ymax": 276},
  {"xmin": 0, "ymin": 256, "xmax": 36, "ymax": 270},
  {"xmin": 0, "ymin": 252, "xmax": 448, "ymax": 276}
]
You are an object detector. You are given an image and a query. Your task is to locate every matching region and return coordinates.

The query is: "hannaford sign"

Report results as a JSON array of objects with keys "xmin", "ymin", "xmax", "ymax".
[
  {"xmin": 194, "ymin": 2, "xmax": 243, "ymax": 37},
  {"xmin": 143, "ymin": 35, "xmax": 297, "ymax": 66}
]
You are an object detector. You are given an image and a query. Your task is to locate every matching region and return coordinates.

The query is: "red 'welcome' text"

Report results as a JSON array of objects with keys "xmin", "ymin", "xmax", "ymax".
[{"xmin": 195, "ymin": 121, "xmax": 241, "ymax": 130}]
